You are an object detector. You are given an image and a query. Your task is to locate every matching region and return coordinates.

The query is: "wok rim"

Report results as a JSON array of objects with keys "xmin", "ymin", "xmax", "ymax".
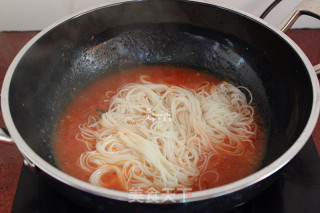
[{"xmin": 2, "ymin": 0, "xmax": 320, "ymax": 203}]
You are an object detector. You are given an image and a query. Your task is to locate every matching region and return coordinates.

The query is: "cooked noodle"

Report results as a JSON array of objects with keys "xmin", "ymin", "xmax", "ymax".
[{"xmin": 77, "ymin": 76, "xmax": 257, "ymax": 191}]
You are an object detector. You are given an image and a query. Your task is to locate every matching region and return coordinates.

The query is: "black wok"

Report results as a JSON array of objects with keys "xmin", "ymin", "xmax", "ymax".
[{"xmin": 1, "ymin": 0, "xmax": 320, "ymax": 212}]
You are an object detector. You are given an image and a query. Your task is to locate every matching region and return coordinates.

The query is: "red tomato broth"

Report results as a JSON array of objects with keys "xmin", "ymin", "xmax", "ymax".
[{"xmin": 54, "ymin": 65, "xmax": 265, "ymax": 192}]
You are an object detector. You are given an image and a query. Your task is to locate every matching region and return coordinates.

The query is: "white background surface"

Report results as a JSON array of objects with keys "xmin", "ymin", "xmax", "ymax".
[{"xmin": 0, "ymin": 0, "xmax": 320, "ymax": 31}]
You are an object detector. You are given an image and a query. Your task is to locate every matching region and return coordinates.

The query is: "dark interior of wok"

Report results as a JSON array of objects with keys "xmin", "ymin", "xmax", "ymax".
[{"xmin": 8, "ymin": 0, "xmax": 313, "ymax": 172}]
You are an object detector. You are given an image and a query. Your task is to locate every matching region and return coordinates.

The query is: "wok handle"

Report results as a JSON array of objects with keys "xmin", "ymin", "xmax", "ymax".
[
  {"xmin": 0, "ymin": 127, "xmax": 36, "ymax": 170},
  {"xmin": 277, "ymin": 0, "xmax": 320, "ymax": 74},
  {"xmin": 0, "ymin": 128, "xmax": 13, "ymax": 144}
]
